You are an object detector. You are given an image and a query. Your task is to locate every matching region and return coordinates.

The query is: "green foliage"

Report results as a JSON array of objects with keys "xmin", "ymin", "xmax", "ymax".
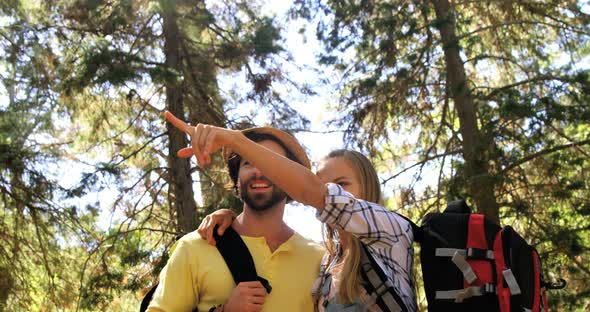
[
  {"xmin": 0, "ymin": 266, "xmax": 13, "ymax": 309},
  {"xmin": 147, "ymin": 66, "xmax": 182, "ymax": 85},
  {"xmin": 79, "ymin": 230, "xmax": 153, "ymax": 309},
  {"xmin": 81, "ymin": 269, "xmax": 125, "ymax": 309},
  {"xmin": 82, "ymin": 45, "xmax": 140, "ymax": 85},
  {"xmin": 250, "ymin": 17, "xmax": 282, "ymax": 58}
]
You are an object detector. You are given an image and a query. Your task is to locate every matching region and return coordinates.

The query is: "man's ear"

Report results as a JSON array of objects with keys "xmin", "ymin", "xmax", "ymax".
[{"xmin": 235, "ymin": 181, "xmax": 241, "ymax": 197}]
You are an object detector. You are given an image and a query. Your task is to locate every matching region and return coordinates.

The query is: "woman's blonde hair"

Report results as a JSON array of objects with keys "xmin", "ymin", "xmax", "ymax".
[{"xmin": 321, "ymin": 149, "xmax": 383, "ymax": 304}]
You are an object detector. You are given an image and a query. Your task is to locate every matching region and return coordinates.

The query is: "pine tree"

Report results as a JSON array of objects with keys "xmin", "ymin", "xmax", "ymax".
[{"xmin": 1, "ymin": 0, "xmax": 305, "ymax": 309}]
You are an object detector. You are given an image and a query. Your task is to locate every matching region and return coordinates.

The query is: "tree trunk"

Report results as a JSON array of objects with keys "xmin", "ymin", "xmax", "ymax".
[
  {"xmin": 188, "ymin": 90, "xmax": 229, "ymax": 217},
  {"xmin": 430, "ymin": 0, "xmax": 500, "ymax": 223},
  {"xmin": 177, "ymin": 9, "xmax": 231, "ymax": 216},
  {"xmin": 161, "ymin": 1, "xmax": 199, "ymax": 234}
]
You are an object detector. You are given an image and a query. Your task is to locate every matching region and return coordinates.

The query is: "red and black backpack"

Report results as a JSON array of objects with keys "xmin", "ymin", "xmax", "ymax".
[{"xmin": 417, "ymin": 200, "xmax": 565, "ymax": 312}]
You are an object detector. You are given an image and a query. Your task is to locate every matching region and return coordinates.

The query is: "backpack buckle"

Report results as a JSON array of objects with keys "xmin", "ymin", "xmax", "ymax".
[
  {"xmin": 466, "ymin": 248, "xmax": 495, "ymax": 260},
  {"xmin": 435, "ymin": 283, "xmax": 496, "ymax": 303}
]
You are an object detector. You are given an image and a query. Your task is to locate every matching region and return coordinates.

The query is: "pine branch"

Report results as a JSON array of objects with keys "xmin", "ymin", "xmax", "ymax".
[
  {"xmin": 484, "ymin": 74, "xmax": 575, "ymax": 99},
  {"xmin": 382, "ymin": 149, "xmax": 462, "ymax": 185},
  {"xmin": 458, "ymin": 19, "xmax": 590, "ymax": 41},
  {"xmin": 501, "ymin": 139, "xmax": 590, "ymax": 174}
]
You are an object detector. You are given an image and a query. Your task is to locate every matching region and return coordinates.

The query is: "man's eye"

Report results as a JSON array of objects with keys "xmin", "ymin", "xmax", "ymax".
[{"xmin": 337, "ymin": 182, "xmax": 349, "ymax": 187}]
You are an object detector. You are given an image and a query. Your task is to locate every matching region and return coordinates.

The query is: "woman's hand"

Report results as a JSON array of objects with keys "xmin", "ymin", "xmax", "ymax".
[
  {"xmin": 197, "ymin": 209, "xmax": 238, "ymax": 246},
  {"xmin": 164, "ymin": 111, "xmax": 239, "ymax": 166},
  {"xmin": 166, "ymin": 110, "xmax": 327, "ymax": 211}
]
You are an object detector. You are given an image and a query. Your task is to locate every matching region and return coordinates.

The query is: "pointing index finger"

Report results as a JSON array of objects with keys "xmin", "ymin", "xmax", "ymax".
[{"xmin": 164, "ymin": 111, "xmax": 192, "ymax": 135}]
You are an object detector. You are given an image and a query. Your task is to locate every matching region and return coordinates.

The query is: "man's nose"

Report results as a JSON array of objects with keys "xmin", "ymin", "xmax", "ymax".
[{"xmin": 250, "ymin": 166, "xmax": 263, "ymax": 178}]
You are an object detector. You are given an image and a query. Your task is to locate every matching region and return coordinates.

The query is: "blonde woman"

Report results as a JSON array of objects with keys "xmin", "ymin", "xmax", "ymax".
[{"xmin": 166, "ymin": 112, "xmax": 416, "ymax": 311}]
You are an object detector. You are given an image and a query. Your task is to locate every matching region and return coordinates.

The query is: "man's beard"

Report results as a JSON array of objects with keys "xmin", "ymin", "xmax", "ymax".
[{"xmin": 239, "ymin": 176, "xmax": 287, "ymax": 212}]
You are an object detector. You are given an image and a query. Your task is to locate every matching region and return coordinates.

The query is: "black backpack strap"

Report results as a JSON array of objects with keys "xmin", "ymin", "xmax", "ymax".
[
  {"xmin": 140, "ymin": 284, "xmax": 158, "ymax": 312},
  {"xmin": 213, "ymin": 226, "xmax": 272, "ymax": 294},
  {"xmin": 359, "ymin": 243, "xmax": 408, "ymax": 312}
]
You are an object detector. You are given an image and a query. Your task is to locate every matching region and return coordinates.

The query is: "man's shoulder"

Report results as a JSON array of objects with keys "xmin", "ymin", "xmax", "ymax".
[
  {"xmin": 172, "ymin": 230, "xmax": 218, "ymax": 255},
  {"xmin": 177, "ymin": 230, "xmax": 206, "ymax": 244}
]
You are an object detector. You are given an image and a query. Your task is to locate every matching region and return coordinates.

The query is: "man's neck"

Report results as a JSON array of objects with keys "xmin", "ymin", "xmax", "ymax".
[{"xmin": 233, "ymin": 204, "xmax": 294, "ymax": 252}]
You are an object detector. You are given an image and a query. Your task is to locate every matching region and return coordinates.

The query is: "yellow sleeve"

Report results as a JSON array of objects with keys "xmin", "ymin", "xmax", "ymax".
[{"xmin": 147, "ymin": 239, "xmax": 198, "ymax": 312}]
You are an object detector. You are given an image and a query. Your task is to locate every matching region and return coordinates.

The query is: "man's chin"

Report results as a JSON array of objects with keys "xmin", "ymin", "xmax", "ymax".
[
  {"xmin": 249, "ymin": 204, "xmax": 273, "ymax": 212},
  {"xmin": 248, "ymin": 193, "xmax": 271, "ymax": 203},
  {"xmin": 243, "ymin": 194, "xmax": 271, "ymax": 211},
  {"xmin": 246, "ymin": 202, "xmax": 275, "ymax": 212},
  {"xmin": 240, "ymin": 183, "xmax": 287, "ymax": 212}
]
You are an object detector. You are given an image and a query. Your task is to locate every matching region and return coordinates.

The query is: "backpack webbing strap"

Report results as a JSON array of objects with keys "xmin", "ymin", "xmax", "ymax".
[
  {"xmin": 502, "ymin": 269, "xmax": 521, "ymax": 295},
  {"xmin": 435, "ymin": 247, "xmax": 495, "ymax": 285},
  {"xmin": 501, "ymin": 227, "xmax": 523, "ymax": 300},
  {"xmin": 452, "ymin": 251, "xmax": 478, "ymax": 284},
  {"xmin": 434, "ymin": 283, "xmax": 497, "ymax": 302},
  {"xmin": 214, "ymin": 226, "xmax": 272, "ymax": 294},
  {"xmin": 435, "ymin": 248, "xmax": 495, "ymax": 260},
  {"xmin": 359, "ymin": 243, "xmax": 407, "ymax": 312}
]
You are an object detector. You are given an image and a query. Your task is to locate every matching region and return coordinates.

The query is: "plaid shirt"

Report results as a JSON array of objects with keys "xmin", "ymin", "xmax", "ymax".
[{"xmin": 312, "ymin": 183, "xmax": 417, "ymax": 311}]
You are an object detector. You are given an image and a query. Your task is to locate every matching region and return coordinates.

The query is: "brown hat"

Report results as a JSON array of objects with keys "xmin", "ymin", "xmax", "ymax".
[{"xmin": 223, "ymin": 127, "xmax": 311, "ymax": 169}]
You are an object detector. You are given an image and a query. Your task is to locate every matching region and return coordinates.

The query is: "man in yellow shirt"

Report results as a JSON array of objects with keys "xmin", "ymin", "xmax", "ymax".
[{"xmin": 148, "ymin": 117, "xmax": 324, "ymax": 312}]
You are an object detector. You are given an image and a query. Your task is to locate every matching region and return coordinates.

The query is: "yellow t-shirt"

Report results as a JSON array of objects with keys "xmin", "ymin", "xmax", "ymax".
[{"xmin": 147, "ymin": 230, "xmax": 325, "ymax": 312}]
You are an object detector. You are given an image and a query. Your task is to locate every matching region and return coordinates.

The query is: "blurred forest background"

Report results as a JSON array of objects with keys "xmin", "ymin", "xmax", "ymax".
[{"xmin": 1, "ymin": 0, "xmax": 589, "ymax": 311}]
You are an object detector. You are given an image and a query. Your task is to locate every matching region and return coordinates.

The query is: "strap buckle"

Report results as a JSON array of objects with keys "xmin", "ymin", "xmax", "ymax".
[{"xmin": 466, "ymin": 248, "xmax": 495, "ymax": 260}]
